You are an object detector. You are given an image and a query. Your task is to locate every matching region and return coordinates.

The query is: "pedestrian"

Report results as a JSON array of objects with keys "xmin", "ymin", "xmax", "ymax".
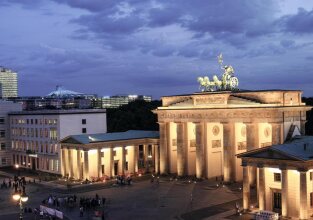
[{"xmin": 79, "ymin": 206, "xmax": 84, "ymax": 217}]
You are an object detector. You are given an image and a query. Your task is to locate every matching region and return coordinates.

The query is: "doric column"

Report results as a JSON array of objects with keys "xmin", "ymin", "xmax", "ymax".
[
  {"xmin": 299, "ymin": 170, "xmax": 308, "ymax": 220},
  {"xmin": 246, "ymin": 123, "xmax": 258, "ymax": 186},
  {"xmin": 281, "ymin": 168, "xmax": 288, "ymax": 217},
  {"xmin": 242, "ymin": 163, "xmax": 250, "ymax": 211},
  {"xmin": 97, "ymin": 149, "xmax": 102, "ymax": 178},
  {"xmin": 83, "ymin": 150, "xmax": 89, "ymax": 180},
  {"xmin": 121, "ymin": 146, "xmax": 126, "ymax": 175},
  {"xmin": 134, "ymin": 145, "xmax": 138, "ymax": 173},
  {"xmin": 68, "ymin": 149, "xmax": 74, "ymax": 178},
  {"xmin": 300, "ymin": 120, "xmax": 306, "ymax": 135},
  {"xmin": 258, "ymin": 164, "xmax": 265, "ymax": 211},
  {"xmin": 223, "ymin": 123, "xmax": 235, "ymax": 182},
  {"xmin": 76, "ymin": 149, "xmax": 82, "ymax": 179},
  {"xmin": 159, "ymin": 122, "xmax": 169, "ymax": 174},
  {"xmin": 61, "ymin": 148, "xmax": 67, "ymax": 177},
  {"xmin": 271, "ymin": 123, "xmax": 282, "ymax": 145},
  {"xmin": 144, "ymin": 144, "xmax": 149, "ymax": 172},
  {"xmin": 195, "ymin": 122, "xmax": 205, "ymax": 179},
  {"xmin": 109, "ymin": 148, "xmax": 114, "ymax": 177},
  {"xmin": 176, "ymin": 122, "xmax": 187, "ymax": 176},
  {"xmin": 154, "ymin": 144, "xmax": 160, "ymax": 174}
]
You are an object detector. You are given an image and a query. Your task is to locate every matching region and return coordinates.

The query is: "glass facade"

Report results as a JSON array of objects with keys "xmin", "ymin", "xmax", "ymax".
[{"xmin": 0, "ymin": 67, "xmax": 18, "ymax": 98}]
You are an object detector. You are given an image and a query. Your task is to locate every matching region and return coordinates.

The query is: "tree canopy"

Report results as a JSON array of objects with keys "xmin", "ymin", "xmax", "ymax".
[{"xmin": 107, "ymin": 100, "xmax": 161, "ymax": 132}]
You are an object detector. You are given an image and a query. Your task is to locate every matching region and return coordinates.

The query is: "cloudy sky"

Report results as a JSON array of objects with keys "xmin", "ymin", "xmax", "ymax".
[{"xmin": 1, "ymin": 0, "xmax": 313, "ymax": 99}]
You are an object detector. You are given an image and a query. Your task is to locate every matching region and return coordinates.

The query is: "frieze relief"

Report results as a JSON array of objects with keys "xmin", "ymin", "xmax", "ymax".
[
  {"xmin": 158, "ymin": 110, "xmax": 284, "ymax": 121},
  {"xmin": 194, "ymin": 96, "xmax": 227, "ymax": 105}
]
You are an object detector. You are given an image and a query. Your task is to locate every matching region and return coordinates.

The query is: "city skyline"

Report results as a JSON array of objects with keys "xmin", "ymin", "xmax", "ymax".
[{"xmin": 1, "ymin": 0, "xmax": 313, "ymax": 98}]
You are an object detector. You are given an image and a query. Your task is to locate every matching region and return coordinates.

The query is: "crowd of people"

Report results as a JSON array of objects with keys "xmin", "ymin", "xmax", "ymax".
[
  {"xmin": 116, "ymin": 175, "xmax": 132, "ymax": 185},
  {"xmin": 0, "ymin": 176, "xmax": 27, "ymax": 189}
]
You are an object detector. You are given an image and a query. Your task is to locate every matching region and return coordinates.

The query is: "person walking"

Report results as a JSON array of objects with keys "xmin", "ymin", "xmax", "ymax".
[{"xmin": 79, "ymin": 206, "xmax": 84, "ymax": 217}]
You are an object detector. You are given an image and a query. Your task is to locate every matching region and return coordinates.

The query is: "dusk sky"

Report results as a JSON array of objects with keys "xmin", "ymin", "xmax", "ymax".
[{"xmin": 1, "ymin": 0, "xmax": 313, "ymax": 99}]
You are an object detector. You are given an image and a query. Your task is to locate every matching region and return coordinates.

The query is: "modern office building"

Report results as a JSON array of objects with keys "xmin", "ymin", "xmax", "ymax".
[
  {"xmin": 154, "ymin": 90, "xmax": 311, "ymax": 182},
  {"xmin": 102, "ymin": 95, "xmax": 152, "ymax": 108},
  {"xmin": 0, "ymin": 100, "xmax": 22, "ymax": 167},
  {"xmin": 0, "ymin": 66, "xmax": 18, "ymax": 98},
  {"xmin": 9, "ymin": 109, "xmax": 107, "ymax": 174},
  {"xmin": 60, "ymin": 130, "xmax": 159, "ymax": 180},
  {"xmin": 238, "ymin": 136, "xmax": 313, "ymax": 219}
]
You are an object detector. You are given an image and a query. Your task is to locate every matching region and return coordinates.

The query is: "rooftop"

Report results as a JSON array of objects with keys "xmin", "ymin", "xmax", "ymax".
[
  {"xmin": 47, "ymin": 86, "xmax": 83, "ymax": 98},
  {"xmin": 9, "ymin": 109, "xmax": 106, "ymax": 115},
  {"xmin": 60, "ymin": 130, "xmax": 159, "ymax": 145},
  {"xmin": 238, "ymin": 136, "xmax": 313, "ymax": 161}
]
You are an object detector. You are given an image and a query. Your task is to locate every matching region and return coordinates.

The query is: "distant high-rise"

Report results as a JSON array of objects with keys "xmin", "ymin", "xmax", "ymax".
[{"xmin": 0, "ymin": 67, "xmax": 18, "ymax": 98}]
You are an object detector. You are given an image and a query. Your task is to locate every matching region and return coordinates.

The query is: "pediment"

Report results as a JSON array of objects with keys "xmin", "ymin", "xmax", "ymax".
[
  {"xmin": 60, "ymin": 137, "xmax": 83, "ymax": 144},
  {"xmin": 239, "ymin": 149, "xmax": 301, "ymax": 161}
]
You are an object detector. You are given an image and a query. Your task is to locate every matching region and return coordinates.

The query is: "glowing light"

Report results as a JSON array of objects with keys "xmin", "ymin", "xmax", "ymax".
[
  {"xmin": 88, "ymin": 149, "xmax": 97, "ymax": 154},
  {"xmin": 12, "ymin": 193, "xmax": 20, "ymax": 201},
  {"xmin": 15, "ymin": 164, "xmax": 19, "ymax": 169},
  {"xmin": 100, "ymin": 148, "xmax": 109, "ymax": 152}
]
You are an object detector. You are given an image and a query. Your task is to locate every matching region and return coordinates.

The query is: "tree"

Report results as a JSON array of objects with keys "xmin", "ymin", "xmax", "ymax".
[{"xmin": 107, "ymin": 100, "xmax": 161, "ymax": 132}]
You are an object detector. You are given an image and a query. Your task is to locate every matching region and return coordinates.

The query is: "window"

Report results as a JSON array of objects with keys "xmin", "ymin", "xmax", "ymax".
[
  {"xmin": 82, "ymin": 128, "xmax": 87, "ymax": 133},
  {"xmin": 1, "ymin": 143, "xmax": 5, "ymax": 150},
  {"xmin": 212, "ymin": 140, "xmax": 221, "ymax": 148},
  {"xmin": 310, "ymin": 172, "xmax": 313, "ymax": 180},
  {"xmin": 190, "ymin": 139, "xmax": 196, "ymax": 148},
  {"xmin": 274, "ymin": 173, "xmax": 281, "ymax": 182},
  {"xmin": 172, "ymin": 139, "xmax": 177, "ymax": 146},
  {"xmin": 82, "ymin": 119, "xmax": 86, "ymax": 124},
  {"xmin": 125, "ymin": 161, "xmax": 128, "ymax": 171},
  {"xmin": 0, "ymin": 117, "xmax": 4, "ymax": 124},
  {"xmin": 35, "ymin": 119, "xmax": 38, "ymax": 124},
  {"xmin": 0, "ymin": 130, "xmax": 5, "ymax": 138},
  {"xmin": 1, "ymin": 158, "xmax": 7, "ymax": 165}
]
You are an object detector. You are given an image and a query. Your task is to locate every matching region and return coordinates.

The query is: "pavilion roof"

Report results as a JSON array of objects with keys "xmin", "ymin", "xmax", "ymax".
[
  {"xmin": 237, "ymin": 136, "xmax": 313, "ymax": 161},
  {"xmin": 60, "ymin": 130, "xmax": 159, "ymax": 145}
]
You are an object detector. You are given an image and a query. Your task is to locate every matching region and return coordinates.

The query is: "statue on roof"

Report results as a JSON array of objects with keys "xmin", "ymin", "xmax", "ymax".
[{"xmin": 197, "ymin": 53, "xmax": 239, "ymax": 92}]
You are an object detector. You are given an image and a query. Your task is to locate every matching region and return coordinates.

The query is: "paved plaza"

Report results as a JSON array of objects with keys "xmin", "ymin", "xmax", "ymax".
[{"xmin": 0, "ymin": 174, "xmax": 254, "ymax": 220}]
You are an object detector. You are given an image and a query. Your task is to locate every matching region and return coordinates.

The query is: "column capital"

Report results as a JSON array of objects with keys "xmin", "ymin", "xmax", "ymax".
[
  {"xmin": 257, "ymin": 163, "xmax": 264, "ymax": 168},
  {"xmin": 279, "ymin": 165, "xmax": 287, "ymax": 170},
  {"xmin": 241, "ymin": 161, "xmax": 248, "ymax": 167},
  {"xmin": 297, "ymin": 167, "xmax": 308, "ymax": 173}
]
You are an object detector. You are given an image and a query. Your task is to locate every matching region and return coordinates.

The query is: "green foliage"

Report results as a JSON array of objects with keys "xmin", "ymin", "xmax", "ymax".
[{"xmin": 107, "ymin": 100, "xmax": 161, "ymax": 132}]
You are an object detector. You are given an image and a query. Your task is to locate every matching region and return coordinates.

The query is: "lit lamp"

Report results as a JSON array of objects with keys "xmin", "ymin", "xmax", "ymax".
[{"xmin": 12, "ymin": 179, "xmax": 28, "ymax": 220}]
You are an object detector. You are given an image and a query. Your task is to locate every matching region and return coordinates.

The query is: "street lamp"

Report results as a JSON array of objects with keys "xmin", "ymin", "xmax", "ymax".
[{"xmin": 12, "ymin": 177, "xmax": 28, "ymax": 220}]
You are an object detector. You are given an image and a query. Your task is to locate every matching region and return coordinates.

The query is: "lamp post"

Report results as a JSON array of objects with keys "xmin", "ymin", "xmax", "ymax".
[{"xmin": 12, "ymin": 176, "xmax": 28, "ymax": 220}]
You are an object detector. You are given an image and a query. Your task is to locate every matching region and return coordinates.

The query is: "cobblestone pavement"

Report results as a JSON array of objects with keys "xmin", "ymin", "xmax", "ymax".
[{"xmin": 0, "ymin": 174, "xmax": 247, "ymax": 220}]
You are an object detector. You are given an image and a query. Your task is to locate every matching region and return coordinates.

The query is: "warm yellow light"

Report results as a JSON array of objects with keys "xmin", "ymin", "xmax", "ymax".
[
  {"xmin": 13, "ymin": 194, "xmax": 20, "ymax": 201},
  {"xmin": 21, "ymin": 196, "xmax": 28, "ymax": 202},
  {"xmin": 15, "ymin": 164, "xmax": 19, "ymax": 169}
]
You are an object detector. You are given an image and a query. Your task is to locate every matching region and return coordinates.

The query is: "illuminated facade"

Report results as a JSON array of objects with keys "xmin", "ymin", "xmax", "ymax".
[
  {"xmin": 238, "ymin": 136, "xmax": 313, "ymax": 219},
  {"xmin": 9, "ymin": 109, "xmax": 106, "ymax": 174},
  {"xmin": 102, "ymin": 95, "xmax": 152, "ymax": 108},
  {"xmin": 154, "ymin": 90, "xmax": 311, "ymax": 182},
  {"xmin": 0, "ymin": 100, "xmax": 22, "ymax": 166},
  {"xmin": 60, "ymin": 130, "xmax": 159, "ymax": 180},
  {"xmin": 0, "ymin": 67, "xmax": 18, "ymax": 98}
]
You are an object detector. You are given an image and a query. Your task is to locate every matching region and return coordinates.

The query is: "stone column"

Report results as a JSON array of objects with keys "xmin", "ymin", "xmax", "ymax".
[
  {"xmin": 177, "ymin": 122, "xmax": 187, "ymax": 176},
  {"xmin": 159, "ymin": 122, "xmax": 169, "ymax": 174},
  {"xmin": 271, "ymin": 123, "xmax": 282, "ymax": 145},
  {"xmin": 76, "ymin": 149, "xmax": 82, "ymax": 179},
  {"xmin": 299, "ymin": 170, "xmax": 308, "ymax": 220},
  {"xmin": 300, "ymin": 120, "xmax": 306, "ymax": 135},
  {"xmin": 243, "ymin": 163, "xmax": 250, "ymax": 211},
  {"xmin": 109, "ymin": 148, "xmax": 114, "ymax": 177},
  {"xmin": 134, "ymin": 145, "xmax": 139, "ymax": 173},
  {"xmin": 223, "ymin": 123, "xmax": 235, "ymax": 182},
  {"xmin": 144, "ymin": 144, "xmax": 149, "ymax": 173},
  {"xmin": 68, "ymin": 149, "xmax": 74, "ymax": 178},
  {"xmin": 246, "ymin": 123, "xmax": 258, "ymax": 186},
  {"xmin": 154, "ymin": 144, "xmax": 160, "ymax": 174},
  {"xmin": 281, "ymin": 168, "xmax": 288, "ymax": 217},
  {"xmin": 83, "ymin": 150, "xmax": 89, "ymax": 180},
  {"xmin": 97, "ymin": 149, "xmax": 102, "ymax": 178},
  {"xmin": 121, "ymin": 146, "xmax": 126, "ymax": 175},
  {"xmin": 195, "ymin": 122, "xmax": 205, "ymax": 179},
  {"xmin": 258, "ymin": 165, "xmax": 265, "ymax": 211},
  {"xmin": 61, "ymin": 148, "xmax": 67, "ymax": 177}
]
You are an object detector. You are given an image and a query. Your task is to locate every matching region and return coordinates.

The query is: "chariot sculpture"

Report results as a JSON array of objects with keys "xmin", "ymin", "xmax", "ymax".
[{"xmin": 197, "ymin": 53, "xmax": 239, "ymax": 92}]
